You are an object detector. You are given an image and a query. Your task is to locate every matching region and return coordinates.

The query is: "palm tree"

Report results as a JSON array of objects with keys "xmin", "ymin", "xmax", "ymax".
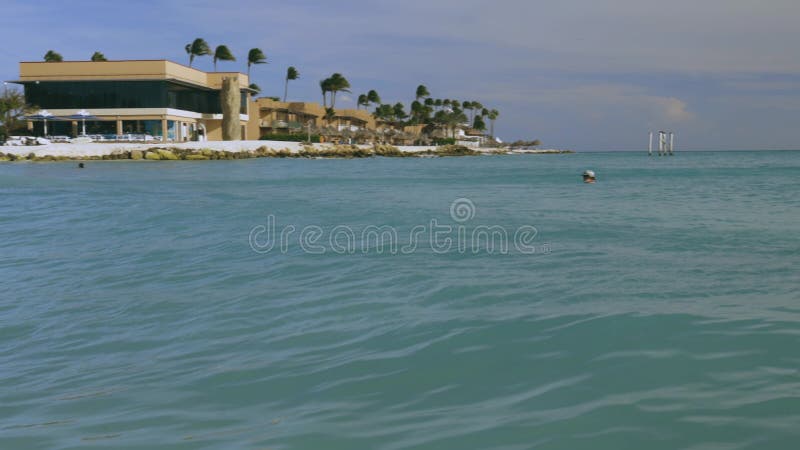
[
  {"xmin": 327, "ymin": 73, "xmax": 350, "ymax": 109},
  {"xmin": 283, "ymin": 66, "xmax": 299, "ymax": 102},
  {"xmin": 247, "ymin": 48, "xmax": 267, "ymax": 77},
  {"xmin": 185, "ymin": 38, "xmax": 212, "ymax": 67},
  {"xmin": 320, "ymin": 79, "xmax": 333, "ymax": 108},
  {"xmin": 487, "ymin": 109, "xmax": 499, "ymax": 137},
  {"xmin": 249, "ymin": 83, "xmax": 261, "ymax": 94},
  {"xmin": 0, "ymin": 88, "xmax": 31, "ymax": 136},
  {"xmin": 393, "ymin": 102, "xmax": 407, "ymax": 121},
  {"xmin": 357, "ymin": 94, "xmax": 369, "ymax": 110},
  {"xmin": 471, "ymin": 102, "xmax": 484, "ymax": 122},
  {"xmin": 43, "ymin": 50, "xmax": 63, "ymax": 62},
  {"xmin": 373, "ymin": 104, "xmax": 394, "ymax": 122},
  {"xmin": 415, "ymin": 85, "xmax": 430, "ymax": 101},
  {"xmin": 409, "ymin": 101, "xmax": 422, "ymax": 123},
  {"xmin": 367, "ymin": 90, "xmax": 381, "ymax": 108},
  {"xmin": 213, "ymin": 45, "xmax": 236, "ymax": 71},
  {"xmin": 90, "ymin": 51, "xmax": 107, "ymax": 62},
  {"xmin": 462, "ymin": 101, "xmax": 472, "ymax": 119},
  {"xmin": 473, "ymin": 115, "xmax": 486, "ymax": 132}
]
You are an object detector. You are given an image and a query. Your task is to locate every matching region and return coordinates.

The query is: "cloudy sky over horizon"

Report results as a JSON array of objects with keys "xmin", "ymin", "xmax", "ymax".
[{"xmin": 2, "ymin": 0, "xmax": 799, "ymax": 150}]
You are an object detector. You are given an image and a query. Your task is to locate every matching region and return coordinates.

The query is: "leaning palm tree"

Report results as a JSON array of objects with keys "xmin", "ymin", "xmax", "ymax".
[
  {"xmin": 357, "ymin": 94, "xmax": 369, "ymax": 110},
  {"xmin": 415, "ymin": 85, "xmax": 430, "ymax": 101},
  {"xmin": 471, "ymin": 101, "xmax": 484, "ymax": 122},
  {"xmin": 327, "ymin": 73, "xmax": 350, "ymax": 109},
  {"xmin": 213, "ymin": 45, "xmax": 236, "ymax": 71},
  {"xmin": 283, "ymin": 66, "xmax": 299, "ymax": 102},
  {"xmin": 43, "ymin": 50, "xmax": 63, "ymax": 62},
  {"xmin": 247, "ymin": 48, "xmax": 267, "ymax": 77},
  {"xmin": 367, "ymin": 90, "xmax": 381, "ymax": 109},
  {"xmin": 90, "ymin": 51, "xmax": 107, "ymax": 62},
  {"xmin": 487, "ymin": 109, "xmax": 499, "ymax": 138},
  {"xmin": 185, "ymin": 38, "xmax": 212, "ymax": 67},
  {"xmin": 320, "ymin": 79, "xmax": 333, "ymax": 108}
]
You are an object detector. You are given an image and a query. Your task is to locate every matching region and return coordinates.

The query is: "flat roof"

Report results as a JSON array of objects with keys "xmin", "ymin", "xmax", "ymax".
[{"xmin": 17, "ymin": 60, "xmax": 250, "ymax": 90}]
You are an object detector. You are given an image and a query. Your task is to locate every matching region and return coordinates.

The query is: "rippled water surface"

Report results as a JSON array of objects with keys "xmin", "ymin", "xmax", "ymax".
[{"xmin": 1, "ymin": 151, "xmax": 799, "ymax": 449}]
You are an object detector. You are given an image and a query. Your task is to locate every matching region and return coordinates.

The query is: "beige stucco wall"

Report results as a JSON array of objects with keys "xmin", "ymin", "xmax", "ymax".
[
  {"xmin": 19, "ymin": 60, "xmax": 249, "ymax": 90},
  {"xmin": 247, "ymin": 100, "xmax": 261, "ymax": 139},
  {"xmin": 205, "ymin": 120, "xmax": 223, "ymax": 141}
]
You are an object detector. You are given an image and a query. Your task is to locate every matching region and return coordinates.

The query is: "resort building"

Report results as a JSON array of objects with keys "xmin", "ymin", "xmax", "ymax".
[
  {"xmin": 247, "ymin": 98, "xmax": 326, "ymax": 137},
  {"xmin": 248, "ymin": 98, "xmax": 377, "ymax": 143},
  {"xmin": 13, "ymin": 60, "xmax": 252, "ymax": 141}
]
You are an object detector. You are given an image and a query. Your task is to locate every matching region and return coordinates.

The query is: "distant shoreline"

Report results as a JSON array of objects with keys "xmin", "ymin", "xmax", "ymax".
[{"xmin": 0, "ymin": 141, "xmax": 573, "ymax": 161}]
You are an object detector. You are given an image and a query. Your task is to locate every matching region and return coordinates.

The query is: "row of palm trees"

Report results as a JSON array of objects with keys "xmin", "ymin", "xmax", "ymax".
[
  {"xmin": 43, "ymin": 50, "xmax": 108, "ymax": 62},
  {"xmin": 42, "ymin": 40, "xmax": 266, "ymax": 76},
  {"xmin": 40, "ymin": 44, "xmax": 500, "ymax": 137},
  {"xmin": 353, "ymin": 84, "xmax": 501, "ymax": 137},
  {"xmin": 183, "ymin": 38, "xmax": 266, "ymax": 77}
]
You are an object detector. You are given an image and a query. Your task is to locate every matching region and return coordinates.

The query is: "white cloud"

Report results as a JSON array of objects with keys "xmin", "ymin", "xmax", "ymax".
[{"xmin": 654, "ymin": 97, "xmax": 694, "ymax": 122}]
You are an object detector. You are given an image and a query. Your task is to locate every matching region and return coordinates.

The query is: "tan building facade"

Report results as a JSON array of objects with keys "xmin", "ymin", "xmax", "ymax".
[
  {"xmin": 14, "ymin": 60, "xmax": 252, "ymax": 141},
  {"xmin": 248, "ymin": 98, "xmax": 379, "ymax": 142}
]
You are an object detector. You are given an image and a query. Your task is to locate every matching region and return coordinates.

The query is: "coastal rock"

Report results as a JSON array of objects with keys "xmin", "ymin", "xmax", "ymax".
[
  {"xmin": 144, "ymin": 151, "xmax": 161, "ymax": 160},
  {"xmin": 157, "ymin": 149, "xmax": 178, "ymax": 160},
  {"xmin": 185, "ymin": 154, "xmax": 209, "ymax": 160},
  {"xmin": 130, "ymin": 150, "xmax": 143, "ymax": 160}
]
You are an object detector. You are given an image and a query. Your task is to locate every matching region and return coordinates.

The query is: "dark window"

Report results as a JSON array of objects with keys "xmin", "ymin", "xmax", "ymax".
[{"xmin": 23, "ymin": 81, "xmax": 244, "ymax": 115}]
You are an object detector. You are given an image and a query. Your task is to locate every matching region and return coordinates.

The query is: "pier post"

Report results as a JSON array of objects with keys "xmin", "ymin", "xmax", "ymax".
[{"xmin": 669, "ymin": 132, "xmax": 674, "ymax": 155}]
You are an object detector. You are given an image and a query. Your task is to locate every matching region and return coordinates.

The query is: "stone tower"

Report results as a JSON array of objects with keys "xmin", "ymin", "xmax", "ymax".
[{"xmin": 221, "ymin": 76, "xmax": 241, "ymax": 141}]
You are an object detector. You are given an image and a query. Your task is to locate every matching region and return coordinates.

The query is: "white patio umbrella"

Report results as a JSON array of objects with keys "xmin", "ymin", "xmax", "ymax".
[
  {"xmin": 26, "ymin": 110, "xmax": 54, "ymax": 136},
  {"xmin": 66, "ymin": 110, "xmax": 97, "ymax": 136}
]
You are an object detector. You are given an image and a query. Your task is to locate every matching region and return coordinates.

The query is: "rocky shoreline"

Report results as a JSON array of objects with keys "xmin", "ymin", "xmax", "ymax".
[{"xmin": 0, "ymin": 143, "xmax": 572, "ymax": 162}]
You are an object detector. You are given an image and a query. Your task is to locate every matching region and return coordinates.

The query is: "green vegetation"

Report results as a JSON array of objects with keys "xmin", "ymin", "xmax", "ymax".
[
  {"xmin": 213, "ymin": 45, "xmax": 236, "ymax": 71},
  {"xmin": 0, "ymin": 87, "xmax": 32, "ymax": 139},
  {"xmin": 367, "ymin": 90, "xmax": 381, "ymax": 108},
  {"xmin": 319, "ymin": 73, "xmax": 350, "ymax": 109},
  {"xmin": 415, "ymin": 85, "xmax": 430, "ymax": 101},
  {"xmin": 487, "ymin": 109, "xmax": 499, "ymax": 138},
  {"xmin": 284, "ymin": 66, "xmax": 299, "ymax": 102},
  {"xmin": 91, "ymin": 51, "xmax": 107, "ymax": 62},
  {"xmin": 184, "ymin": 38, "xmax": 212, "ymax": 67},
  {"xmin": 356, "ymin": 94, "xmax": 369, "ymax": 110},
  {"xmin": 431, "ymin": 137, "xmax": 456, "ymax": 145},
  {"xmin": 247, "ymin": 48, "xmax": 267, "ymax": 77},
  {"xmin": 44, "ymin": 50, "xmax": 63, "ymax": 62}
]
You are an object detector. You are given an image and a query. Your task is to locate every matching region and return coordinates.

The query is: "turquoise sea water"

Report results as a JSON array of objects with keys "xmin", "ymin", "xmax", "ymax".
[{"xmin": 1, "ymin": 151, "xmax": 799, "ymax": 449}]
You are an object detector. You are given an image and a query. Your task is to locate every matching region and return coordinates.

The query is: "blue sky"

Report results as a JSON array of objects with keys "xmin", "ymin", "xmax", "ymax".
[{"xmin": 2, "ymin": 0, "xmax": 799, "ymax": 150}]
